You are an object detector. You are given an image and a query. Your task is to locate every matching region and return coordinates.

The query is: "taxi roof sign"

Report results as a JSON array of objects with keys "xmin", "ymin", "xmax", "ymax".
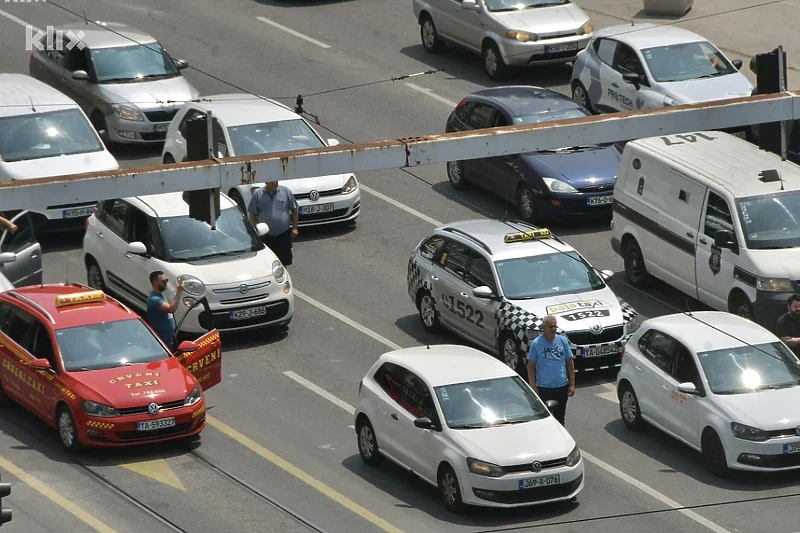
[
  {"xmin": 55, "ymin": 290, "xmax": 107, "ymax": 307},
  {"xmin": 504, "ymin": 228, "xmax": 552, "ymax": 243}
]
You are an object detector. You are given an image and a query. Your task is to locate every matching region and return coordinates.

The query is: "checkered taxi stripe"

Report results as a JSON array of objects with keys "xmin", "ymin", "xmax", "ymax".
[
  {"xmin": 407, "ymin": 259, "xmax": 433, "ymax": 304},
  {"xmin": 86, "ymin": 420, "xmax": 115, "ymax": 430},
  {"xmin": 177, "ymin": 330, "xmax": 220, "ymax": 362}
]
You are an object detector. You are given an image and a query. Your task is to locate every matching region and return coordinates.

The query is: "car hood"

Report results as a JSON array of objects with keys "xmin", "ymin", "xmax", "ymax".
[
  {"xmin": 69, "ymin": 358, "xmax": 194, "ymax": 409},
  {"xmin": 749, "ymin": 248, "xmax": 800, "ymax": 277},
  {"xmin": 98, "ymin": 76, "xmax": 199, "ymax": 111},
  {"xmin": 661, "ymin": 73, "xmax": 753, "ymax": 104},
  {"xmin": 507, "ymin": 287, "xmax": 624, "ymax": 333},
  {"xmin": 714, "ymin": 387, "xmax": 800, "ymax": 428},
  {"xmin": 449, "ymin": 417, "xmax": 575, "ymax": 465},
  {"xmin": 521, "ymin": 146, "xmax": 619, "ymax": 187},
  {"xmin": 177, "ymin": 253, "xmax": 276, "ymax": 286},
  {"xmin": 277, "ymin": 174, "xmax": 352, "ymax": 195},
  {"xmin": 492, "ymin": 4, "xmax": 587, "ymax": 32},
  {"xmin": 3, "ymin": 151, "xmax": 119, "ymax": 180}
]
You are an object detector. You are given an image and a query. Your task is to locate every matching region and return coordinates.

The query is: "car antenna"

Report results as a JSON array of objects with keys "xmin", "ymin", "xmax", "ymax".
[
  {"xmin": 684, "ymin": 298, "xmax": 693, "ymax": 317},
  {"xmin": 83, "ymin": 11, "xmax": 88, "ymax": 24},
  {"xmin": 625, "ymin": 5, "xmax": 635, "ymax": 26},
  {"xmin": 28, "ymin": 96, "xmax": 36, "ymax": 112},
  {"xmin": 426, "ymin": 345, "xmax": 430, "ymax": 350}
]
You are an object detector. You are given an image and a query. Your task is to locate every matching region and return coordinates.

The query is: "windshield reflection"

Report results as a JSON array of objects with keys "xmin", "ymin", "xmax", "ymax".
[
  {"xmin": 228, "ymin": 119, "xmax": 324, "ymax": 156},
  {"xmin": 57, "ymin": 319, "xmax": 170, "ymax": 371},
  {"xmin": 495, "ymin": 251, "xmax": 605, "ymax": 299},
  {"xmin": 737, "ymin": 192, "xmax": 800, "ymax": 249},
  {"xmin": 159, "ymin": 207, "xmax": 262, "ymax": 261},
  {"xmin": 698, "ymin": 342, "xmax": 800, "ymax": 395},
  {"xmin": 91, "ymin": 43, "xmax": 179, "ymax": 83},
  {"xmin": 642, "ymin": 41, "xmax": 736, "ymax": 83}
]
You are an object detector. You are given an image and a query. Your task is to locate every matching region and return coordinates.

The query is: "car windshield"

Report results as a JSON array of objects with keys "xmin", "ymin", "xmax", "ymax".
[
  {"xmin": 485, "ymin": 0, "xmax": 570, "ymax": 12},
  {"xmin": 641, "ymin": 41, "xmax": 737, "ymax": 83},
  {"xmin": 435, "ymin": 376, "xmax": 550, "ymax": 429},
  {"xmin": 159, "ymin": 207, "xmax": 262, "ymax": 261},
  {"xmin": 227, "ymin": 119, "xmax": 324, "ymax": 156},
  {"xmin": 90, "ymin": 43, "xmax": 179, "ymax": 83},
  {"xmin": 0, "ymin": 109, "xmax": 103, "ymax": 162},
  {"xmin": 57, "ymin": 319, "xmax": 170, "ymax": 371},
  {"xmin": 737, "ymin": 192, "xmax": 800, "ymax": 249},
  {"xmin": 698, "ymin": 342, "xmax": 800, "ymax": 395},
  {"xmin": 495, "ymin": 251, "xmax": 605, "ymax": 299},
  {"xmin": 513, "ymin": 107, "xmax": 589, "ymax": 125}
]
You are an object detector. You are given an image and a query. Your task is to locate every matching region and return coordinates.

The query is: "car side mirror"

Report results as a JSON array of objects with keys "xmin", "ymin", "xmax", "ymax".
[
  {"xmin": 600, "ymin": 269, "xmax": 614, "ymax": 280},
  {"xmin": 174, "ymin": 59, "xmax": 189, "ymax": 70},
  {"xmin": 326, "ymin": 138, "xmax": 340, "ymax": 147},
  {"xmin": 126, "ymin": 241, "xmax": 147, "ymax": 255},
  {"xmin": 29, "ymin": 358, "xmax": 51, "ymax": 371},
  {"xmin": 414, "ymin": 417, "xmax": 440, "ymax": 431},
  {"xmin": 545, "ymin": 400, "xmax": 559, "ymax": 413},
  {"xmin": 176, "ymin": 340, "xmax": 199, "ymax": 353},
  {"xmin": 677, "ymin": 382, "xmax": 698, "ymax": 395},
  {"xmin": 732, "ymin": 59, "xmax": 743, "ymax": 71},
  {"xmin": 0, "ymin": 252, "xmax": 16, "ymax": 264},
  {"xmin": 71, "ymin": 70, "xmax": 89, "ymax": 81},
  {"xmin": 255, "ymin": 222, "xmax": 269, "ymax": 236},
  {"xmin": 622, "ymin": 72, "xmax": 642, "ymax": 88},
  {"xmin": 713, "ymin": 229, "xmax": 736, "ymax": 250},
  {"xmin": 461, "ymin": 0, "xmax": 480, "ymax": 10},
  {"xmin": 472, "ymin": 286, "xmax": 494, "ymax": 299}
]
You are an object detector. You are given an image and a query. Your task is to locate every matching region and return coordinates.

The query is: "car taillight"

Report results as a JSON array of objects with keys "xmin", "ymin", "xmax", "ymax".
[
  {"xmin": 358, "ymin": 379, "xmax": 363, "ymax": 396},
  {"xmin": 455, "ymin": 97, "xmax": 467, "ymax": 110}
]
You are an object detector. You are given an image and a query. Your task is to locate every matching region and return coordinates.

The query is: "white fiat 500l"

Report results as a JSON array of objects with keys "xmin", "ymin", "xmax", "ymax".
[
  {"xmin": 355, "ymin": 345, "xmax": 584, "ymax": 512},
  {"xmin": 617, "ymin": 312, "xmax": 800, "ymax": 477},
  {"xmin": 83, "ymin": 192, "xmax": 294, "ymax": 336}
]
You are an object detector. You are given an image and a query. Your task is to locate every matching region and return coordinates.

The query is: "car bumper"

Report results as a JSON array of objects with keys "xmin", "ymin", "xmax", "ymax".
[
  {"xmin": 78, "ymin": 402, "xmax": 206, "ymax": 447},
  {"xmin": 728, "ymin": 437, "xmax": 800, "ymax": 471},
  {"xmin": 535, "ymin": 191, "xmax": 613, "ymax": 220},
  {"xmin": 179, "ymin": 293, "xmax": 294, "ymax": 335},
  {"xmin": 106, "ymin": 115, "xmax": 171, "ymax": 144},
  {"xmin": 297, "ymin": 191, "xmax": 361, "ymax": 227},
  {"xmin": 753, "ymin": 290, "xmax": 792, "ymax": 332},
  {"xmin": 25, "ymin": 203, "xmax": 96, "ymax": 232},
  {"xmin": 460, "ymin": 461, "xmax": 584, "ymax": 508},
  {"xmin": 501, "ymin": 35, "xmax": 590, "ymax": 67}
]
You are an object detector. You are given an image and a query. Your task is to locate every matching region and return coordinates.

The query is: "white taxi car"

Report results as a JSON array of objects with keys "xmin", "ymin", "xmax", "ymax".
[
  {"xmin": 83, "ymin": 192, "xmax": 294, "ymax": 336},
  {"xmin": 617, "ymin": 312, "xmax": 800, "ymax": 477},
  {"xmin": 407, "ymin": 219, "xmax": 639, "ymax": 374},
  {"xmin": 355, "ymin": 345, "xmax": 584, "ymax": 512}
]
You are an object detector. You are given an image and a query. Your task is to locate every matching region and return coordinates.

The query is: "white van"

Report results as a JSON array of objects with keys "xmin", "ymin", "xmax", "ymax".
[
  {"xmin": 0, "ymin": 74, "xmax": 119, "ymax": 230},
  {"xmin": 610, "ymin": 131, "xmax": 800, "ymax": 331}
]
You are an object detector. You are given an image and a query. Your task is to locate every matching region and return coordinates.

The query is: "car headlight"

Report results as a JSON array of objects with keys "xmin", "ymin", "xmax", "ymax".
[
  {"xmin": 184, "ymin": 384, "xmax": 203, "ymax": 406},
  {"xmin": 565, "ymin": 446, "xmax": 582, "ymax": 467},
  {"xmin": 272, "ymin": 260, "xmax": 286, "ymax": 283},
  {"xmin": 178, "ymin": 274, "xmax": 205, "ymax": 297},
  {"xmin": 341, "ymin": 175, "xmax": 358, "ymax": 194},
  {"xmin": 182, "ymin": 296, "xmax": 197, "ymax": 308},
  {"xmin": 756, "ymin": 277, "xmax": 794, "ymax": 292},
  {"xmin": 505, "ymin": 30, "xmax": 538, "ymax": 42},
  {"xmin": 542, "ymin": 177, "xmax": 578, "ymax": 194},
  {"xmin": 466, "ymin": 458, "xmax": 505, "ymax": 477},
  {"xmin": 730, "ymin": 422, "xmax": 769, "ymax": 442},
  {"xmin": 111, "ymin": 104, "xmax": 144, "ymax": 122},
  {"xmin": 663, "ymin": 96, "xmax": 681, "ymax": 107},
  {"xmin": 82, "ymin": 400, "xmax": 120, "ymax": 418},
  {"xmin": 578, "ymin": 20, "xmax": 593, "ymax": 35}
]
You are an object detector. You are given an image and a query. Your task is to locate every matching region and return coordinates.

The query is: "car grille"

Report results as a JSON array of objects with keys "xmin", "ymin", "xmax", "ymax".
[
  {"xmin": 212, "ymin": 281, "xmax": 272, "ymax": 295},
  {"xmin": 528, "ymin": 50, "xmax": 579, "ymax": 62},
  {"xmin": 115, "ymin": 421, "xmax": 195, "ymax": 440},
  {"xmin": 574, "ymin": 353, "xmax": 622, "ymax": 371},
  {"xmin": 117, "ymin": 399, "xmax": 186, "ymax": 416},
  {"xmin": 738, "ymin": 453, "xmax": 800, "ymax": 468},
  {"xmin": 577, "ymin": 184, "xmax": 614, "ymax": 193},
  {"xmin": 140, "ymin": 132, "xmax": 167, "ymax": 141},
  {"xmin": 299, "ymin": 207, "xmax": 351, "ymax": 222},
  {"xmin": 294, "ymin": 187, "xmax": 342, "ymax": 200},
  {"xmin": 503, "ymin": 457, "xmax": 567, "ymax": 474},
  {"xmin": 144, "ymin": 110, "xmax": 179, "ymax": 123},
  {"xmin": 472, "ymin": 475, "xmax": 582, "ymax": 504},
  {"xmin": 566, "ymin": 326, "xmax": 624, "ymax": 346},
  {"xmin": 767, "ymin": 428, "xmax": 799, "ymax": 439},
  {"xmin": 46, "ymin": 201, "xmax": 96, "ymax": 210},
  {"xmin": 218, "ymin": 294, "xmax": 269, "ymax": 305},
  {"xmin": 539, "ymin": 31, "xmax": 579, "ymax": 40}
]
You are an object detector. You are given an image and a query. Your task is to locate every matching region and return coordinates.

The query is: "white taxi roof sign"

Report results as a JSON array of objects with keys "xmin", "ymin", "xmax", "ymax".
[
  {"xmin": 55, "ymin": 290, "xmax": 107, "ymax": 307},
  {"xmin": 504, "ymin": 229, "xmax": 552, "ymax": 243}
]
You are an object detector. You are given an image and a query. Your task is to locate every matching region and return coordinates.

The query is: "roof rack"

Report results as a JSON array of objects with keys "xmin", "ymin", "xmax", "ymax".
[
  {"xmin": 441, "ymin": 227, "xmax": 493, "ymax": 255},
  {"xmin": 7, "ymin": 291, "xmax": 55, "ymax": 324}
]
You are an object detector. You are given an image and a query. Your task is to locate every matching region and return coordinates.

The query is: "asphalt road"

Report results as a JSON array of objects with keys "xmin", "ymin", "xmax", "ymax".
[{"xmin": 1, "ymin": 0, "xmax": 800, "ymax": 532}]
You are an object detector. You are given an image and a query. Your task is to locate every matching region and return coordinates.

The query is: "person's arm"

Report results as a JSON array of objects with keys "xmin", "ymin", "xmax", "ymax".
[
  {"xmin": 158, "ymin": 282, "xmax": 185, "ymax": 314},
  {"xmin": 527, "ymin": 359, "xmax": 538, "ymax": 395},
  {"xmin": 290, "ymin": 208, "xmax": 299, "ymax": 238},
  {"xmin": 248, "ymin": 213, "xmax": 257, "ymax": 227},
  {"xmin": 567, "ymin": 358, "xmax": 576, "ymax": 397},
  {"xmin": 0, "ymin": 216, "xmax": 17, "ymax": 233}
]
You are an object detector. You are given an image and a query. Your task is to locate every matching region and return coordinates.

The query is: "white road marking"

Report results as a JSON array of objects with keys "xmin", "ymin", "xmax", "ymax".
[
  {"xmin": 0, "ymin": 7, "xmax": 41, "ymax": 32},
  {"xmin": 256, "ymin": 17, "xmax": 331, "ymax": 49},
  {"xmin": 284, "ymin": 370, "xmax": 356, "ymax": 415},
  {"xmin": 293, "ymin": 289, "xmax": 403, "ymax": 350},
  {"xmin": 360, "ymin": 184, "xmax": 442, "ymax": 226},
  {"xmin": 596, "ymin": 391, "xmax": 618, "ymax": 404},
  {"xmin": 582, "ymin": 451, "xmax": 732, "ymax": 533},
  {"xmin": 405, "ymin": 83, "xmax": 458, "ymax": 107}
]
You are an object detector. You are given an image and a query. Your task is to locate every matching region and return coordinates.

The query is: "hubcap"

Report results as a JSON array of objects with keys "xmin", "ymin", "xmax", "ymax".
[
  {"xmin": 574, "ymin": 86, "xmax": 587, "ymax": 107},
  {"xmin": 422, "ymin": 21, "xmax": 435, "ymax": 48},
  {"xmin": 447, "ymin": 162, "xmax": 462, "ymax": 184},
  {"xmin": 737, "ymin": 303, "xmax": 752, "ymax": 319},
  {"xmin": 441, "ymin": 472, "xmax": 457, "ymax": 506},
  {"xmin": 519, "ymin": 188, "xmax": 534, "ymax": 219},
  {"xmin": 87, "ymin": 264, "xmax": 102, "ymax": 289},
  {"xmin": 485, "ymin": 49, "xmax": 498, "ymax": 75},
  {"xmin": 59, "ymin": 411, "xmax": 74, "ymax": 448},
  {"xmin": 359, "ymin": 425, "xmax": 374, "ymax": 457},
  {"xmin": 503, "ymin": 338, "xmax": 518, "ymax": 369},
  {"xmin": 627, "ymin": 250, "xmax": 642, "ymax": 278},
  {"xmin": 622, "ymin": 391, "xmax": 637, "ymax": 422},
  {"xmin": 420, "ymin": 295, "xmax": 436, "ymax": 327}
]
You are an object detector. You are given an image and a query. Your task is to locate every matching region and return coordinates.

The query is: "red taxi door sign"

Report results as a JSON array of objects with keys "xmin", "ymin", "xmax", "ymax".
[{"xmin": 177, "ymin": 329, "xmax": 222, "ymax": 391}]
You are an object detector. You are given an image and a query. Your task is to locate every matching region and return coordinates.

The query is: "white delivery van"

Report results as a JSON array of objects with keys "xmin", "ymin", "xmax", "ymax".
[{"xmin": 610, "ymin": 131, "xmax": 800, "ymax": 331}]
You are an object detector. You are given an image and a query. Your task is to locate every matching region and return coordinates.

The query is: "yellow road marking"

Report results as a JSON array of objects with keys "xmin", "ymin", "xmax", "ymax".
[
  {"xmin": 207, "ymin": 416, "xmax": 405, "ymax": 533},
  {"xmin": 0, "ymin": 455, "xmax": 118, "ymax": 533},
  {"xmin": 120, "ymin": 459, "xmax": 187, "ymax": 491}
]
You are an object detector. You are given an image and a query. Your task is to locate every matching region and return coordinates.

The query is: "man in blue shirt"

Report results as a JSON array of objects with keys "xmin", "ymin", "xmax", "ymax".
[
  {"xmin": 147, "ymin": 271, "xmax": 184, "ymax": 351},
  {"xmin": 247, "ymin": 180, "xmax": 299, "ymax": 266},
  {"xmin": 527, "ymin": 315, "xmax": 576, "ymax": 425}
]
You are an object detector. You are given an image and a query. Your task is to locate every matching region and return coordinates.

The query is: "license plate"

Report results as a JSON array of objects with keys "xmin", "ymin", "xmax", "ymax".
[
  {"xmin": 519, "ymin": 474, "xmax": 560, "ymax": 489},
  {"xmin": 229, "ymin": 305, "xmax": 267, "ymax": 320},
  {"xmin": 136, "ymin": 417, "xmax": 175, "ymax": 431},
  {"xmin": 784, "ymin": 443, "xmax": 800, "ymax": 454},
  {"xmin": 153, "ymin": 123, "xmax": 169, "ymax": 132},
  {"xmin": 587, "ymin": 195, "xmax": 614, "ymax": 206},
  {"xmin": 581, "ymin": 344, "xmax": 620, "ymax": 358},
  {"xmin": 299, "ymin": 203, "xmax": 334, "ymax": 215},
  {"xmin": 545, "ymin": 43, "xmax": 578, "ymax": 54},
  {"xmin": 62, "ymin": 206, "xmax": 94, "ymax": 219}
]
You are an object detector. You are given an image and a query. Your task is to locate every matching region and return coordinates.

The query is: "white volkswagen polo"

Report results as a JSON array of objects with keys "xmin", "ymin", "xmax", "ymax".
[
  {"xmin": 355, "ymin": 344, "xmax": 584, "ymax": 512},
  {"xmin": 617, "ymin": 311, "xmax": 800, "ymax": 477}
]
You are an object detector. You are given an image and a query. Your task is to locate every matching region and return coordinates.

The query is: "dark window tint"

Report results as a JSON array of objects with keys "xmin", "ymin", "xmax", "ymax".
[
  {"xmin": 374, "ymin": 362, "xmax": 406, "ymax": 405},
  {"xmin": 179, "ymin": 109, "xmax": 206, "ymax": 137},
  {"xmin": 639, "ymin": 329, "xmax": 675, "ymax": 373},
  {"xmin": 439, "ymin": 241, "xmax": 471, "ymax": 279},
  {"xmin": 3, "ymin": 308, "xmax": 36, "ymax": 350},
  {"xmin": 126, "ymin": 207, "xmax": 150, "ymax": 245},
  {"xmin": 703, "ymin": 191, "xmax": 733, "ymax": 238},
  {"xmin": 419, "ymin": 235, "xmax": 446, "ymax": 261},
  {"xmin": 98, "ymin": 199, "xmax": 130, "ymax": 238},
  {"xmin": 466, "ymin": 104, "xmax": 496, "ymax": 129},
  {"xmin": 402, "ymin": 371, "xmax": 436, "ymax": 419},
  {"xmin": 466, "ymin": 254, "xmax": 497, "ymax": 293},
  {"xmin": 32, "ymin": 324, "xmax": 56, "ymax": 368},
  {"xmin": 614, "ymin": 44, "xmax": 645, "ymax": 75},
  {"xmin": 454, "ymin": 102, "xmax": 475, "ymax": 124},
  {"xmin": 672, "ymin": 344, "xmax": 701, "ymax": 391},
  {"xmin": 596, "ymin": 38, "xmax": 618, "ymax": 65}
]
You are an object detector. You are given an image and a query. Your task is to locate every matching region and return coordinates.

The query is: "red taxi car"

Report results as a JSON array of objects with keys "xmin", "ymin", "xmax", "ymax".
[{"xmin": 0, "ymin": 283, "xmax": 222, "ymax": 451}]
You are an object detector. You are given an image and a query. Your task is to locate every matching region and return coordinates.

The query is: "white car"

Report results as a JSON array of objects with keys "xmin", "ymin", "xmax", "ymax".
[
  {"xmin": 355, "ymin": 344, "xmax": 584, "ymax": 512},
  {"xmin": 617, "ymin": 312, "xmax": 800, "ymax": 477},
  {"xmin": 162, "ymin": 94, "xmax": 360, "ymax": 227},
  {"xmin": 83, "ymin": 192, "xmax": 294, "ymax": 336}
]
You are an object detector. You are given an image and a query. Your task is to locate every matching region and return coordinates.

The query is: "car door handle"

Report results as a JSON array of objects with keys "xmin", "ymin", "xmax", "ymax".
[
  {"xmin": 123, "ymin": 252, "xmax": 132, "ymax": 258},
  {"xmin": 686, "ymin": 231, "xmax": 694, "ymax": 238},
  {"xmin": 430, "ymin": 274, "xmax": 438, "ymax": 281},
  {"xmin": 635, "ymin": 365, "xmax": 642, "ymax": 371},
  {"xmin": 30, "ymin": 252, "xmax": 39, "ymax": 259},
  {"xmin": 611, "ymin": 82, "xmax": 619, "ymax": 88},
  {"xmin": 460, "ymin": 292, "xmax": 469, "ymax": 298},
  {"xmin": 698, "ymin": 237, "xmax": 708, "ymax": 245},
  {"xmin": 662, "ymin": 385, "xmax": 670, "ymax": 391},
  {"xmin": 391, "ymin": 413, "xmax": 398, "ymax": 420},
  {"xmin": 95, "ymin": 231, "xmax": 104, "ymax": 239}
]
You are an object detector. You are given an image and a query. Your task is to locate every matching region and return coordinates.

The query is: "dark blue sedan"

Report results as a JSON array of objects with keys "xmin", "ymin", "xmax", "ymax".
[{"xmin": 445, "ymin": 86, "xmax": 621, "ymax": 223}]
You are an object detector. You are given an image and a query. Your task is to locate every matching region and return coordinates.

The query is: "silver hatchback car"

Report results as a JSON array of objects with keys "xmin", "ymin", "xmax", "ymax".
[
  {"xmin": 413, "ymin": 0, "xmax": 593, "ymax": 80},
  {"xmin": 29, "ymin": 22, "xmax": 199, "ymax": 145}
]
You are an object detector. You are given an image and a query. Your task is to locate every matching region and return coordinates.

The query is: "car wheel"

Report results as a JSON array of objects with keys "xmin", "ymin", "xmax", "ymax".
[
  {"xmin": 729, "ymin": 293, "xmax": 755, "ymax": 321},
  {"xmin": 572, "ymin": 82, "xmax": 594, "ymax": 113},
  {"xmin": 438, "ymin": 464, "xmax": 466, "ymax": 513},
  {"xmin": 420, "ymin": 15, "xmax": 445, "ymax": 53},
  {"xmin": 85, "ymin": 257, "xmax": 107, "ymax": 292},
  {"xmin": 483, "ymin": 41, "xmax": 510, "ymax": 81},
  {"xmin": 516, "ymin": 184, "xmax": 538, "ymax": 222},
  {"xmin": 228, "ymin": 188, "xmax": 247, "ymax": 213},
  {"xmin": 623, "ymin": 240, "xmax": 651, "ymax": 288},
  {"xmin": 702, "ymin": 429, "xmax": 731, "ymax": 478},
  {"xmin": 418, "ymin": 290, "xmax": 441, "ymax": 333},
  {"xmin": 57, "ymin": 406, "xmax": 82, "ymax": 453},
  {"xmin": 500, "ymin": 332, "xmax": 526, "ymax": 376},
  {"xmin": 357, "ymin": 418, "xmax": 384, "ymax": 466},
  {"xmin": 446, "ymin": 161, "xmax": 470, "ymax": 190},
  {"xmin": 619, "ymin": 384, "xmax": 645, "ymax": 430},
  {"xmin": 91, "ymin": 113, "xmax": 109, "ymax": 146},
  {"xmin": 163, "ymin": 153, "xmax": 176, "ymax": 164}
]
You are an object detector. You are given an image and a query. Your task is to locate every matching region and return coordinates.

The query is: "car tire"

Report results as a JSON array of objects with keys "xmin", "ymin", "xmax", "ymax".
[
  {"xmin": 57, "ymin": 405, "xmax": 82, "ymax": 453},
  {"xmin": 702, "ymin": 429, "xmax": 731, "ymax": 478},
  {"xmin": 91, "ymin": 112, "xmax": 109, "ymax": 146},
  {"xmin": 516, "ymin": 183, "xmax": 538, "ymax": 223},
  {"xmin": 729, "ymin": 293, "xmax": 755, "ymax": 321},
  {"xmin": 228, "ymin": 188, "xmax": 247, "ymax": 213},
  {"xmin": 357, "ymin": 418, "xmax": 384, "ymax": 466},
  {"xmin": 418, "ymin": 290, "xmax": 441, "ymax": 333},
  {"xmin": 420, "ymin": 15, "xmax": 445, "ymax": 53},
  {"xmin": 85, "ymin": 257, "xmax": 107, "ymax": 292},
  {"xmin": 446, "ymin": 161, "xmax": 471, "ymax": 190},
  {"xmin": 623, "ymin": 240, "xmax": 651, "ymax": 288},
  {"xmin": 163, "ymin": 153, "xmax": 176, "ymax": 164},
  {"xmin": 619, "ymin": 383, "xmax": 645, "ymax": 430},
  {"xmin": 572, "ymin": 82, "xmax": 594, "ymax": 113},
  {"xmin": 483, "ymin": 41, "xmax": 510, "ymax": 81},
  {"xmin": 500, "ymin": 332, "xmax": 526, "ymax": 376},
  {"xmin": 438, "ymin": 464, "xmax": 466, "ymax": 513}
]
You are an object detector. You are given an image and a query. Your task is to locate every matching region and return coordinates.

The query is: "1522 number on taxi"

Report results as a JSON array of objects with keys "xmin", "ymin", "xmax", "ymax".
[{"xmin": 440, "ymin": 294, "xmax": 484, "ymax": 328}]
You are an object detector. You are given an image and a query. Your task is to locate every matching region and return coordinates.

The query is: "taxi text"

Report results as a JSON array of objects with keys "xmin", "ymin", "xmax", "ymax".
[
  {"xmin": 546, "ymin": 300, "xmax": 610, "ymax": 315},
  {"xmin": 187, "ymin": 349, "xmax": 221, "ymax": 375},
  {"xmin": 2, "ymin": 359, "xmax": 45, "ymax": 395}
]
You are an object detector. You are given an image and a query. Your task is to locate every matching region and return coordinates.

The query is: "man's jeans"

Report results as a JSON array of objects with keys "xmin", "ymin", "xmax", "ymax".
[{"xmin": 537, "ymin": 385, "xmax": 569, "ymax": 425}]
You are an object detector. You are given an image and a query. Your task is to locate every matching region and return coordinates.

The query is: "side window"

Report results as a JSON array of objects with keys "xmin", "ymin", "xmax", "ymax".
[
  {"xmin": 672, "ymin": 344, "xmax": 701, "ymax": 390},
  {"xmin": 0, "ymin": 212, "xmax": 37, "ymax": 254},
  {"xmin": 419, "ymin": 235, "xmax": 446, "ymax": 261},
  {"xmin": 0, "ymin": 302, "xmax": 12, "ymax": 331},
  {"xmin": 66, "ymin": 48, "xmax": 89, "ymax": 73},
  {"xmin": 466, "ymin": 254, "xmax": 497, "ymax": 293},
  {"xmin": 465, "ymin": 104, "xmax": 496, "ymax": 130},
  {"xmin": 401, "ymin": 371, "xmax": 436, "ymax": 420},
  {"xmin": 31, "ymin": 323, "xmax": 56, "ymax": 369},
  {"xmin": 640, "ymin": 329, "xmax": 676, "ymax": 373},
  {"xmin": 100, "ymin": 199, "xmax": 130, "ymax": 238},
  {"xmin": 3, "ymin": 308, "xmax": 36, "ymax": 352},
  {"xmin": 454, "ymin": 102, "xmax": 475, "ymax": 124},
  {"xmin": 613, "ymin": 44, "xmax": 645, "ymax": 75},
  {"xmin": 212, "ymin": 119, "xmax": 229, "ymax": 157},
  {"xmin": 703, "ymin": 191, "xmax": 733, "ymax": 238},
  {"xmin": 373, "ymin": 362, "xmax": 407, "ymax": 406},
  {"xmin": 439, "ymin": 241, "xmax": 471, "ymax": 280},
  {"xmin": 493, "ymin": 113, "xmax": 510, "ymax": 127},
  {"xmin": 178, "ymin": 109, "xmax": 206, "ymax": 137},
  {"xmin": 125, "ymin": 208, "xmax": 150, "ymax": 246},
  {"xmin": 147, "ymin": 217, "xmax": 167, "ymax": 259},
  {"xmin": 596, "ymin": 38, "xmax": 618, "ymax": 65}
]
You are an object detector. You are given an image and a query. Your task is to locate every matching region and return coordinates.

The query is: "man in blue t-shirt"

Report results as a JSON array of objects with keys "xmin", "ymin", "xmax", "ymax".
[
  {"xmin": 147, "ymin": 270, "xmax": 184, "ymax": 351},
  {"xmin": 527, "ymin": 315, "xmax": 576, "ymax": 426}
]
